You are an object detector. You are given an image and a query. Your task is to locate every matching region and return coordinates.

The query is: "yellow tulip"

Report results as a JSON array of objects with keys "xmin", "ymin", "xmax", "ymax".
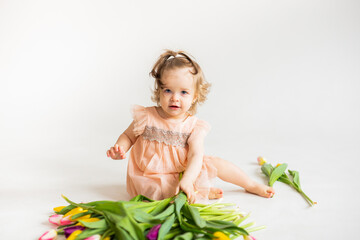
[
  {"xmin": 213, "ymin": 231, "xmax": 230, "ymax": 240},
  {"xmin": 53, "ymin": 206, "xmax": 66, "ymax": 212},
  {"xmin": 76, "ymin": 217, "xmax": 101, "ymax": 226},
  {"xmin": 67, "ymin": 230, "xmax": 82, "ymax": 240},
  {"xmin": 64, "ymin": 207, "xmax": 84, "ymax": 217},
  {"xmin": 80, "ymin": 217, "xmax": 101, "ymax": 222},
  {"xmin": 63, "ymin": 207, "xmax": 89, "ymax": 220},
  {"xmin": 257, "ymin": 156, "xmax": 267, "ymax": 166},
  {"xmin": 72, "ymin": 214, "xmax": 91, "ymax": 221}
]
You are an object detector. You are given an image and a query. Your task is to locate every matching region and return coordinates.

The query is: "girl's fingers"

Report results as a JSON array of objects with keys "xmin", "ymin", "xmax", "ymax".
[
  {"xmin": 109, "ymin": 148, "xmax": 116, "ymax": 157},
  {"xmin": 175, "ymin": 186, "xmax": 180, "ymax": 195},
  {"xmin": 188, "ymin": 193, "xmax": 195, "ymax": 204},
  {"xmin": 107, "ymin": 146, "xmax": 126, "ymax": 159},
  {"xmin": 107, "ymin": 147, "xmax": 123, "ymax": 159},
  {"xmin": 187, "ymin": 194, "xmax": 192, "ymax": 203},
  {"xmin": 119, "ymin": 146, "xmax": 125, "ymax": 154}
]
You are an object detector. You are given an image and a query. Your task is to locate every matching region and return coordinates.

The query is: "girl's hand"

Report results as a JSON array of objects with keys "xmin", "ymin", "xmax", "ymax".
[
  {"xmin": 106, "ymin": 144, "xmax": 126, "ymax": 160},
  {"xmin": 179, "ymin": 179, "xmax": 196, "ymax": 204}
]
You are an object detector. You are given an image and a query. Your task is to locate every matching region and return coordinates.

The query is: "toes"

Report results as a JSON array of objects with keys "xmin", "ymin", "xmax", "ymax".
[
  {"xmin": 266, "ymin": 188, "xmax": 275, "ymax": 198},
  {"xmin": 208, "ymin": 188, "xmax": 223, "ymax": 199}
]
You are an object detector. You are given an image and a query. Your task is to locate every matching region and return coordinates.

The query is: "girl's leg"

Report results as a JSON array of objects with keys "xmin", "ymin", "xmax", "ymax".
[{"xmin": 209, "ymin": 156, "xmax": 274, "ymax": 198}]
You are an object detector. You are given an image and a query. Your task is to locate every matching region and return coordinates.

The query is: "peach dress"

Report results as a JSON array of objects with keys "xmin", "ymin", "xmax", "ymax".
[{"xmin": 126, "ymin": 105, "xmax": 217, "ymax": 201}]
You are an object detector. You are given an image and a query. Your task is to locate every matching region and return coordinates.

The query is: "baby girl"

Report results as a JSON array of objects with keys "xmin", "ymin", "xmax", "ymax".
[{"xmin": 106, "ymin": 50, "xmax": 274, "ymax": 203}]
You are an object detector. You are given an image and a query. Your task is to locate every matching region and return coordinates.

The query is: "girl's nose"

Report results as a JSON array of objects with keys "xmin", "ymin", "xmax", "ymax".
[{"xmin": 171, "ymin": 93, "xmax": 180, "ymax": 101}]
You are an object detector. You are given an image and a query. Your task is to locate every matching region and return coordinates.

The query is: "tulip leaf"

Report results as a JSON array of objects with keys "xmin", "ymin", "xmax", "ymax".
[
  {"xmin": 74, "ymin": 228, "xmax": 107, "ymax": 240},
  {"xmin": 103, "ymin": 203, "xmax": 144, "ymax": 240},
  {"xmin": 288, "ymin": 169, "xmax": 301, "ymax": 188},
  {"xmin": 180, "ymin": 221, "xmax": 210, "ymax": 236},
  {"xmin": 113, "ymin": 225, "xmax": 134, "ymax": 240},
  {"xmin": 92, "ymin": 202, "xmax": 126, "ymax": 215},
  {"xmin": 71, "ymin": 211, "xmax": 91, "ymax": 220},
  {"xmin": 205, "ymin": 220, "xmax": 238, "ymax": 229},
  {"xmin": 84, "ymin": 200, "xmax": 121, "ymax": 207},
  {"xmin": 78, "ymin": 219, "xmax": 107, "ymax": 229},
  {"xmin": 138, "ymin": 223, "xmax": 153, "ymax": 232},
  {"xmin": 132, "ymin": 209, "xmax": 161, "ymax": 224},
  {"xmin": 261, "ymin": 163, "xmax": 274, "ymax": 177},
  {"xmin": 205, "ymin": 220, "xmax": 249, "ymax": 236},
  {"xmin": 104, "ymin": 212, "xmax": 137, "ymax": 240},
  {"xmin": 186, "ymin": 205, "xmax": 206, "ymax": 228},
  {"xmin": 205, "ymin": 219, "xmax": 249, "ymax": 235},
  {"xmin": 277, "ymin": 173, "xmax": 293, "ymax": 185},
  {"xmin": 158, "ymin": 213, "xmax": 176, "ymax": 240},
  {"xmin": 173, "ymin": 232, "xmax": 193, "ymax": 240},
  {"xmin": 175, "ymin": 192, "xmax": 187, "ymax": 222},
  {"xmin": 58, "ymin": 205, "xmax": 76, "ymax": 215},
  {"xmin": 150, "ymin": 197, "xmax": 172, "ymax": 215},
  {"xmin": 163, "ymin": 228, "xmax": 183, "ymax": 239},
  {"xmin": 269, "ymin": 163, "xmax": 288, "ymax": 187},
  {"xmin": 155, "ymin": 204, "xmax": 175, "ymax": 220},
  {"xmin": 130, "ymin": 194, "xmax": 154, "ymax": 202}
]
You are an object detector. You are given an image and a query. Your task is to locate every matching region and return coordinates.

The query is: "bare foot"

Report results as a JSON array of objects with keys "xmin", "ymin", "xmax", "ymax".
[
  {"xmin": 208, "ymin": 187, "xmax": 223, "ymax": 199},
  {"xmin": 246, "ymin": 182, "xmax": 275, "ymax": 198}
]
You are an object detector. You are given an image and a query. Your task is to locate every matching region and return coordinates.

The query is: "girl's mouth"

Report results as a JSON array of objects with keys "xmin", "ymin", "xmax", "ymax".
[{"xmin": 169, "ymin": 105, "xmax": 180, "ymax": 109}]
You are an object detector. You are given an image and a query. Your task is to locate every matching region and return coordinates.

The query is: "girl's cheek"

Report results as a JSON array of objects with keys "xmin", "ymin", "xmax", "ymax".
[{"xmin": 162, "ymin": 92, "xmax": 170, "ymax": 97}]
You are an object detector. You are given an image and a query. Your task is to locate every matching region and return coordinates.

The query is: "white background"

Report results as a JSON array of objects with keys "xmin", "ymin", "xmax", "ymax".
[{"xmin": 1, "ymin": 0, "xmax": 359, "ymax": 239}]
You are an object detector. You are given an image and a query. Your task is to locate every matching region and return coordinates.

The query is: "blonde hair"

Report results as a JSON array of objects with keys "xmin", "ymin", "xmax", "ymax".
[{"xmin": 150, "ymin": 50, "xmax": 211, "ymax": 115}]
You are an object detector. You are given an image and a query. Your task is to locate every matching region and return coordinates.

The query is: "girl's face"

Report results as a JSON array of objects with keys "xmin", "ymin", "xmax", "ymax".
[{"xmin": 158, "ymin": 67, "xmax": 196, "ymax": 120}]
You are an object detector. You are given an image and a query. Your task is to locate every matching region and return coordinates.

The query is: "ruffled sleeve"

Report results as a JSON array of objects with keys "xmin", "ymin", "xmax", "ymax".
[
  {"xmin": 187, "ymin": 119, "xmax": 211, "ymax": 143},
  {"xmin": 132, "ymin": 105, "xmax": 148, "ymax": 136}
]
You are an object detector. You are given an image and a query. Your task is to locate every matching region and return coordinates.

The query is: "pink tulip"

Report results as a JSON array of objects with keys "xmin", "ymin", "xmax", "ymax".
[
  {"xmin": 257, "ymin": 156, "xmax": 266, "ymax": 166},
  {"xmin": 244, "ymin": 236, "xmax": 257, "ymax": 240},
  {"xmin": 39, "ymin": 229, "xmax": 57, "ymax": 240},
  {"xmin": 60, "ymin": 215, "xmax": 74, "ymax": 226},
  {"xmin": 48, "ymin": 214, "xmax": 63, "ymax": 226},
  {"xmin": 84, "ymin": 235, "xmax": 101, "ymax": 240}
]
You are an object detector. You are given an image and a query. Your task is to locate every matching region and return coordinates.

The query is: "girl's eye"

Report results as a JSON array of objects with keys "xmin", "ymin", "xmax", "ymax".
[
  {"xmin": 181, "ymin": 91, "xmax": 188, "ymax": 95},
  {"xmin": 164, "ymin": 89, "xmax": 171, "ymax": 93}
]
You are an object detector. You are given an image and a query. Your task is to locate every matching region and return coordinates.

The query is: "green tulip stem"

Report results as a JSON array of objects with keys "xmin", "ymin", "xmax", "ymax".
[
  {"xmin": 246, "ymin": 225, "xmax": 266, "ymax": 233},
  {"xmin": 61, "ymin": 195, "xmax": 104, "ymax": 216},
  {"xmin": 285, "ymin": 181, "xmax": 315, "ymax": 206}
]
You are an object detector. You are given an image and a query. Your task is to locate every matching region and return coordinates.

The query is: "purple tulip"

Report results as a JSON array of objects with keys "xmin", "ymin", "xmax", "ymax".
[
  {"xmin": 64, "ymin": 226, "xmax": 86, "ymax": 238},
  {"xmin": 146, "ymin": 224, "xmax": 161, "ymax": 240}
]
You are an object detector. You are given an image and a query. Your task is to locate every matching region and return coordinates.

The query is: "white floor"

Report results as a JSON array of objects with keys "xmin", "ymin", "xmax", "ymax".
[
  {"xmin": 1, "ymin": 132, "xmax": 359, "ymax": 240},
  {"xmin": 1, "ymin": 1, "xmax": 359, "ymax": 239}
]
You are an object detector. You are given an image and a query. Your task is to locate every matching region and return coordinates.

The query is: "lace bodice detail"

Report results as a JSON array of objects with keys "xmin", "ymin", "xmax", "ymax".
[
  {"xmin": 142, "ymin": 126, "xmax": 190, "ymax": 148},
  {"xmin": 128, "ymin": 105, "xmax": 215, "ymax": 202}
]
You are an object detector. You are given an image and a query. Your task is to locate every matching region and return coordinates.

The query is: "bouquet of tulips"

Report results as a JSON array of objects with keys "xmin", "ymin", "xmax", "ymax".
[
  {"xmin": 257, "ymin": 156, "xmax": 317, "ymax": 206},
  {"xmin": 39, "ymin": 192, "xmax": 262, "ymax": 240}
]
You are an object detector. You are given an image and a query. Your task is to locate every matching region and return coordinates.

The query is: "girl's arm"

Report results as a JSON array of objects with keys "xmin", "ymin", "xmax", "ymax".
[
  {"xmin": 106, "ymin": 121, "xmax": 138, "ymax": 160},
  {"xmin": 179, "ymin": 133, "xmax": 205, "ymax": 203}
]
